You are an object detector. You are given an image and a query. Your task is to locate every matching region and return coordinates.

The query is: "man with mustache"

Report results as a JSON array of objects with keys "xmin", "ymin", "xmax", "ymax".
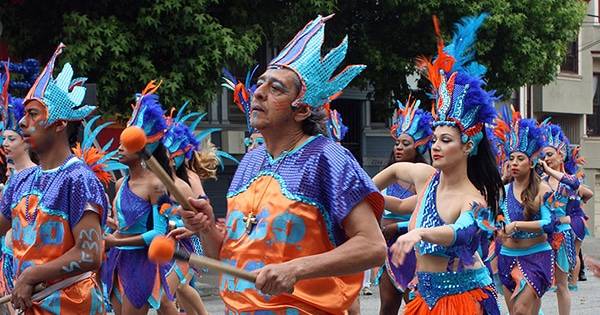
[{"xmin": 179, "ymin": 15, "xmax": 386, "ymax": 314}]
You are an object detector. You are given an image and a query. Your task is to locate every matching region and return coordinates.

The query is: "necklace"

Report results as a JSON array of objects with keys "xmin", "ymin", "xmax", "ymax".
[
  {"xmin": 243, "ymin": 137, "xmax": 305, "ymax": 234},
  {"xmin": 24, "ymin": 155, "xmax": 74, "ymax": 224}
]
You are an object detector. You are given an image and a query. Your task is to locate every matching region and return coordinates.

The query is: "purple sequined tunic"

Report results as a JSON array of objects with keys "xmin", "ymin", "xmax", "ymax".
[
  {"xmin": 0, "ymin": 158, "xmax": 108, "ymax": 313},
  {"xmin": 221, "ymin": 135, "xmax": 384, "ymax": 313},
  {"xmin": 101, "ymin": 177, "xmax": 172, "ymax": 309}
]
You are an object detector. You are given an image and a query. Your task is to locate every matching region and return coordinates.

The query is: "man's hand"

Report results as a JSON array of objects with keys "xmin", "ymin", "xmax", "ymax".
[
  {"xmin": 11, "ymin": 268, "xmax": 35, "ymax": 311},
  {"xmin": 254, "ymin": 262, "xmax": 298, "ymax": 296},
  {"xmin": 178, "ymin": 197, "xmax": 215, "ymax": 234},
  {"xmin": 106, "ymin": 216, "xmax": 118, "ymax": 231},
  {"xmin": 584, "ymin": 256, "xmax": 600, "ymax": 278},
  {"xmin": 167, "ymin": 227, "xmax": 195, "ymax": 240},
  {"xmin": 104, "ymin": 233, "xmax": 117, "ymax": 248}
]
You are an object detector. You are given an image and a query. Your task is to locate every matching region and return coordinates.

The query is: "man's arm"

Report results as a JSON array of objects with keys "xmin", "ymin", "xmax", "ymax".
[
  {"xmin": 11, "ymin": 210, "xmax": 103, "ymax": 310},
  {"xmin": 254, "ymin": 200, "xmax": 386, "ymax": 295}
]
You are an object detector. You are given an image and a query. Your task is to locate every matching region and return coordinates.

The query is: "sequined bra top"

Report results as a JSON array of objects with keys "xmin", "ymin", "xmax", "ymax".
[
  {"xmin": 115, "ymin": 176, "xmax": 153, "ymax": 234},
  {"xmin": 413, "ymin": 171, "xmax": 486, "ymax": 266},
  {"xmin": 501, "ymin": 183, "xmax": 544, "ymax": 239}
]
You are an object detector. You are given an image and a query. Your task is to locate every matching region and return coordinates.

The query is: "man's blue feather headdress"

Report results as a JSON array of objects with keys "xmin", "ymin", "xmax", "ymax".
[
  {"xmin": 24, "ymin": 43, "xmax": 96, "ymax": 124},
  {"xmin": 268, "ymin": 14, "xmax": 365, "ymax": 109}
]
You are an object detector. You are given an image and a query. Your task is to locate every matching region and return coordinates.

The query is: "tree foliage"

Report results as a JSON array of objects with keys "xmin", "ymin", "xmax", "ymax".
[{"xmin": 0, "ymin": 0, "xmax": 586, "ymax": 119}]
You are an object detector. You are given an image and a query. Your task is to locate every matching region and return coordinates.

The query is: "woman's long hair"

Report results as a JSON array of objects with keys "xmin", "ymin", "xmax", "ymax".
[
  {"xmin": 521, "ymin": 166, "xmax": 541, "ymax": 220},
  {"xmin": 176, "ymin": 164, "xmax": 190, "ymax": 186},
  {"xmin": 466, "ymin": 131, "xmax": 504, "ymax": 217},
  {"xmin": 151, "ymin": 142, "xmax": 173, "ymax": 179}
]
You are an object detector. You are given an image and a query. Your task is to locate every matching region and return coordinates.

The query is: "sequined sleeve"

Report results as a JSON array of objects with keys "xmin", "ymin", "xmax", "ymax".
[
  {"xmin": 448, "ymin": 206, "xmax": 479, "ymax": 247},
  {"xmin": 68, "ymin": 169, "xmax": 109, "ymax": 228},
  {"xmin": 320, "ymin": 145, "xmax": 384, "ymax": 232},
  {"xmin": 0, "ymin": 176, "xmax": 15, "ymax": 221},
  {"xmin": 539, "ymin": 192, "xmax": 555, "ymax": 234},
  {"xmin": 559, "ymin": 174, "xmax": 580, "ymax": 191}
]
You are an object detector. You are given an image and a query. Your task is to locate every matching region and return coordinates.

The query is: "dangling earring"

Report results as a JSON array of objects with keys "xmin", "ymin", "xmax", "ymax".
[{"xmin": 141, "ymin": 160, "xmax": 147, "ymax": 169}]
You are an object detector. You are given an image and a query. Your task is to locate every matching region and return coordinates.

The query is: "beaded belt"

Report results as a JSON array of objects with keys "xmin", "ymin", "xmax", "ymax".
[{"xmin": 416, "ymin": 267, "xmax": 492, "ymax": 309}]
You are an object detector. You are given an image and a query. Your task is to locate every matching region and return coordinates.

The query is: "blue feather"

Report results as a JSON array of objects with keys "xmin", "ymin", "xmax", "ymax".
[
  {"xmin": 102, "ymin": 139, "xmax": 114, "ymax": 152},
  {"xmin": 195, "ymin": 128, "xmax": 221, "ymax": 143},
  {"xmin": 178, "ymin": 112, "xmax": 203, "ymax": 124},
  {"xmin": 83, "ymin": 121, "xmax": 113, "ymax": 149},
  {"xmin": 175, "ymin": 100, "xmax": 191, "ymax": 122},
  {"xmin": 188, "ymin": 112, "xmax": 208, "ymax": 132},
  {"xmin": 445, "ymin": 13, "xmax": 489, "ymax": 77},
  {"xmin": 83, "ymin": 116, "xmax": 102, "ymax": 147}
]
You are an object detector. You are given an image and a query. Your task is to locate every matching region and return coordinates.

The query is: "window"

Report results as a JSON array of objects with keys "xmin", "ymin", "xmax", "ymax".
[
  {"xmin": 587, "ymin": 73, "xmax": 600, "ymax": 136},
  {"xmin": 561, "ymin": 39, "xmax": 579, "ymax": 74}
]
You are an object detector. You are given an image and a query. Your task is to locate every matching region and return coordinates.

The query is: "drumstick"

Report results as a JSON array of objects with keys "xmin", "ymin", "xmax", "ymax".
[
  {"xmin": 120, "ymin": 126, "xmax": 192, "ymax": 210},
  {"xmin": 148, "ymin": 236, "xmax": 257, "ymax": 283}
]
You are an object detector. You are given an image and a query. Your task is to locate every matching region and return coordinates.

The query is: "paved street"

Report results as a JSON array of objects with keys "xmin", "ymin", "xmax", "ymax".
[{"xmin": 191, "ymin": 237, "xmax": 600, "ymax": 314}]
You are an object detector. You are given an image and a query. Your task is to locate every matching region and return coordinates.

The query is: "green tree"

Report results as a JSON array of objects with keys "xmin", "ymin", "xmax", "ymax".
[
  {"xmin": 331, "ymin": 0, "xmax": 586, "ymax": 119},
  {"xmin": 1, "ymin": 0, "xmax": 262, "ymax": 119},
  {"xmin": 0, "ymin": 0, "xmax": 586, "ymax": 119}
]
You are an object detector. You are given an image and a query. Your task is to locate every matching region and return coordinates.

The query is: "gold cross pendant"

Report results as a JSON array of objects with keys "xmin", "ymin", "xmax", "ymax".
[{"xmin": 243, "ymin": 213, "xmax": 258, "ymax": 234}]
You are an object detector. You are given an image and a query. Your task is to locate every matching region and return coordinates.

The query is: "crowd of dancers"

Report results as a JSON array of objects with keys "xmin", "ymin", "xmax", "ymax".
[{"xmin": 0, "ymin": 10, "xmax": 595, "ymax": 315}]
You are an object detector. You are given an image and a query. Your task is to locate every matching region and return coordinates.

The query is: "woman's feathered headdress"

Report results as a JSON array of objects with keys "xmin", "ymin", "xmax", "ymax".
[
  {"xmin": 494, "ymin": 105, "xmax": 544, "ymax": 159},
  {"xmin": 73, "ymin": 115, "xmax": 127, "ymax": 185},
  {"xmin": 0, "ymin": 63, "xmax": 25, "ymax": 134},
  {"xmin": 126, "ymin": 80, "xmax": 167, "ymax": 154},
  {"xmin": 390, "ymin": 96, "xmax": 432, "ymax": 155},
  {"xmin": 417, "ymin": 13, "xmax": 496, "ymax": 155}
]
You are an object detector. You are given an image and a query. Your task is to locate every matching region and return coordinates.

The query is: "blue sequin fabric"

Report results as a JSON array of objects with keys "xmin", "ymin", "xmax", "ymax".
[
  {"xmin": 227, "ymin": 135, "xmax": 382, "ymax": 246},
  {"xmin": 501, "ymin": 183, "xmax": 543, "ymax": 239},
  {"xmin": 0, "ymin": 158, "xmax": 108, "ymax": 227},
  {"xmin": 115, "ymin": 176, "xmax": 153, "ymax": 231},
  {"xmin": 414, "ymin": 171, "xmax": 484, "ymax": 266},
  {"xmin": 416, "ymin": 267, "xmax": 494, "ymax": 309},
  {"xmin": 268, "ymin": 15, "xmax": 366, "ymax": 109}
]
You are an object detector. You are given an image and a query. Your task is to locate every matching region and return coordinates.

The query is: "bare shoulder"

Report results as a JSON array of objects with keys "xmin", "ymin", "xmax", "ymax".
[
  {"xmin": 149, "ymin": 174, "xmax": 167, "ymax": 196},
  {"xmin": 462, "ymin": 187, "xmax": 487, "ymax": 210},
  {"xmin": 115, "ymin": 177, "xmax": 124, "ymax": 190},
  {"xmin": 539, "ymin": 180, "xmax": 552, "ymax": 196}
]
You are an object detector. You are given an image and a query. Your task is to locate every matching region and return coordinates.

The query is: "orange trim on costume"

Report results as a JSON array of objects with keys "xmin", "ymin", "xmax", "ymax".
[{"xmin": 405, "ymin": 287, "xmax": 488, "ymax": 315}]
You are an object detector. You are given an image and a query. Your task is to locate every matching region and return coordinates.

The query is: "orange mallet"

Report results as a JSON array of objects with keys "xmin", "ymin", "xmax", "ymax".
[
  {"xmin": 120, "ymin": 126, "xmax": 192, "ymax": 210},
  {"xmin": 149, "ymin": 236, "xmax": 257, "ymax": 283}
]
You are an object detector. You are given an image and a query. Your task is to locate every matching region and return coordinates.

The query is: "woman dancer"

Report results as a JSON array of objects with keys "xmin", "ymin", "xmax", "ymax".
[
  {"xmin": 540, "ymin": 122, "xmax": 592, "ymax": 315},
  {"xmin": 103, "ymin": 82, "xmax": 183, "ymax": 315},
  {"xmin": 377, "ymin": 97, "xmax": 432, "ymax": 315},
  {"xmin": 374, "ymin": 13, "xmax": 503, "ymax": 314},
  {"xmin": 0, "ymin": 64, "xmax": 36, "ymax": 315},
  {"xmin": 161, "ymin": 112, "xmax": 210, "ymax": 315},
  {"xmin": 494, "ymin": 108, "xmax": 555, "ymax": 315}
]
